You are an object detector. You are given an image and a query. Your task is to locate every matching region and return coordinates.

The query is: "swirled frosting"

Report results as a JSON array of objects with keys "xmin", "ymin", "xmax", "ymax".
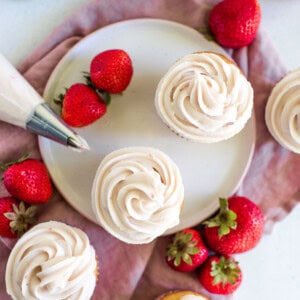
[
  {"xmin": 91, "ymin": 147, "xmax": 184, "ymax": 244},
  {"xmin": 265, "ymin": 68, "xmax": 300, "ymax": 153},
  {"xmin": 5, "ymin": 221, "xmax": 97, "ymax": 300},
  {"xmin": 155, "ymin": 52, "xmax": 253, "ymax": 142}
]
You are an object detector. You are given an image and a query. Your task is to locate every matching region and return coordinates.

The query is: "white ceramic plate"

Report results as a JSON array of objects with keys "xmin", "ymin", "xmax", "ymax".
[{"xmin": 39, "ymin": 19, "xmax": 255, "ymax": 235}]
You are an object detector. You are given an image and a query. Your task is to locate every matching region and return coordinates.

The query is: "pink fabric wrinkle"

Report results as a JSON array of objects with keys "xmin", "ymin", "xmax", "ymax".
[
  {"xmin": 0, "ymin": 123, "xmax": 38, "ymax": 161},
  {"xmin": 19, "ymin": 37, "xmax": 82, "ymax": 94},
  {"xmin": 238, "ymin": 140, "xmax": 300, "ymax": 233}
]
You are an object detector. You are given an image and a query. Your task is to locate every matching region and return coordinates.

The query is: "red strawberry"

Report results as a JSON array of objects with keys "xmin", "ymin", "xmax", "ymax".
[
  {"xmin": 198, "ymin": 255, "xmax": 242, "ymax": 295},
  {"xmin": 203, "ymin": 196, "xmax": 264, "ymax": 254},
  {"xmin": 0, "ymin": 197, "xmax": 37, "ymax": 238},
  {"xmin": 60, "ymin": 83, "xmax": 107, "ymax": 127},
  {"xmin": 209, "ymin": 0, "xmax": 261, "ymax": 48},
  {"xmin": 165, "ymin": 228, "xmax": 209, "ymax": 272},
  {"xmin": 2, "ymin": 155, "xmax": 53, "ymax": 204},
  {"xmin": 90, "ymin": 49, "xmax": 133, "ymax": 94}
]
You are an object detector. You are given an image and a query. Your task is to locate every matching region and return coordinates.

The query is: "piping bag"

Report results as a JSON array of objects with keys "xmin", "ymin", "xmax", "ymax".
[{"xmin": 0, "ymin": 53, "xmax": 89, "ymax": 151}]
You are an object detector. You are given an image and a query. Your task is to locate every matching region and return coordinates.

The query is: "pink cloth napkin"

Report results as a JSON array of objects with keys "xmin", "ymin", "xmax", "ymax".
[{"xmin": 1, "ymin": 0, "xmax": 300, "ymax": 299}]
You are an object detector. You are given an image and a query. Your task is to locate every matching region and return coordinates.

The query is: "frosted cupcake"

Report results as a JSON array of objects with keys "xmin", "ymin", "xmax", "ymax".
[
  {"xmin": 156, "ymin": 290, "xmax": 210, "ymax": 300},
  {"xmin": 265, "ymin": 68, "xmax": 300, "ymax": 153},
  {"xmin": 155, "ymin": 52, "xmax": 253, "ymax": 143},
  {"xmin": 91, "ymin": 147, "xmax": 184, "ymax": 244},
  {"xmin": 5, "ymin": 221, "xmax": 97, "ymax": 300}
]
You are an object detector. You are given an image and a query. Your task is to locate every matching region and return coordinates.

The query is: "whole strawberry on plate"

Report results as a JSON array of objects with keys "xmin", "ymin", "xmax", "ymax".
[
  {"xmin": 1, "ymin": 154, "xmax": 53, "ymax": 205},
  {"xmin": 209, "ymin": 0, "xmax": 261, "ymax": 48},
  {"xmin": 198, "ymin": 255, "xmax": 242, "ymax": 295},
  {"xmin": 90, "ymin": 49, "xmax": 133, "ymax": 94},
  {"xmin": 203, "ymin": 196, "xmax": 264, "ymax": 254},
  {"xmin": 0, "ymin": 197, "xmax": 37, "ymax": 238},
  {"xmin": 58, "ymin": 83, "xmax": 107, "ymax": 127},
  {"xmin": 165, "ymin": 228, "xmax": 209, "ymax": 272}
]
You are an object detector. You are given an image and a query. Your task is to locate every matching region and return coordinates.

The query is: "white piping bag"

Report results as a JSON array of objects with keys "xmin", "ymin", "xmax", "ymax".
[{"xmin": 0, "ymin": 53, "xmax": 89, "ymax": 150}]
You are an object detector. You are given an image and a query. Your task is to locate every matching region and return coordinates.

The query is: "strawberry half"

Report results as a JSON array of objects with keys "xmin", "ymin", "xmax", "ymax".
[
  {"xmin": 2, "ymin": 154, "xmax": 53, "ymax": 205},
  {"xmin": 198, "ymin": 255, "xmax": 242, "ymax": 295},
  {"xmin": 90, "ymin": 49, "xmax": 133, "ymax": 94},
  {"xmin": 165, "ymin": 228, "xmax": 209, "ymax": 272},
  {"xmin": 209, "ymin": 0, "xmax": 261, "ymax": 48},
  {"xmin": 203, "ymin": 196, "xmax": 264, "ymax": 254},
  {"xmin": 59, "ymin": 83, "xmax": 107, "ymax": 127},
  {"xmin": 0, "ymin": 197, "xmax": 37, "ymax": 238}
]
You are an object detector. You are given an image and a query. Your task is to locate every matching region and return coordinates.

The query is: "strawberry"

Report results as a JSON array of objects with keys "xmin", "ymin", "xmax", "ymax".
[
  {"xmin": 203, "ymin": 196, "xmax": 264, "ymax": 254},
  {"xmin": 90, "ymin": 49, "xmax": 133, "ymax": 94},
  {"xmin": 165, "ymin": 228, "xmax": 209, "ymax": 272},
  {"xmin": 198, "ymin": 255, "xmax": 242, "ymax": 295},
  {"xmin": 59, "ymin": 83, "xmax": 107, "ymax": 127},
  {"xmin": 209, "ymin": 0, "xmax": 261, "ymax": 48},
  {"xmin": 0, "ymin": 197, "xmax": 37, "ymax": 238},
  {"xmin": 2, "ymin": 154, "xmax": 53, "ymax": 204}
]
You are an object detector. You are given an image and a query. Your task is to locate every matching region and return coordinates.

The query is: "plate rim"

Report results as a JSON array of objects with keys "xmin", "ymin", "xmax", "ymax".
[{"xmin": 39, "ymin": 17, "xmax": 256, "ymax": 236}]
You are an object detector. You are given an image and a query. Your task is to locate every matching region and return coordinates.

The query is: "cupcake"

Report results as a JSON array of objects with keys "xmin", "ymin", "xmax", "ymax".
[
  {"xmin": 91, "ymin": 147, "xmax": 184, "ymax": 244},
  {"xmin": 156, "ymin": 290, "xmax": 210, "ymax": 300},
  {"xmin": 5, "ymin": 221, "xmax": 97, "ymax": 300},
  {"xmin": 265, "ymin": 68, "xmax": 300, "ymax": 153},
  {"xmin": 155, "ymin": 51, "xmax": 253, "ymax": 143}
]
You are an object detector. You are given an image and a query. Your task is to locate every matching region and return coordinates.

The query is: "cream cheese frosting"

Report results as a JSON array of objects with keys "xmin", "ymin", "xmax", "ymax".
[
  {"xmin": 91, "ymin": 147, "xmax": 184, "ymax": 244},
  {"xmin": 265, "ymin": 68, "xmax": 300, "ymax": 153},
  {"xmin": 155, "ymin": 51, "xmax": 253, "ymax": 143},
  {"xmin": 5, "ymin": 221, "xmax": 97, "ymax": 300},
  {"xmin": 180, "ymin": 295, "xmax": 207, "ymax": 300}
]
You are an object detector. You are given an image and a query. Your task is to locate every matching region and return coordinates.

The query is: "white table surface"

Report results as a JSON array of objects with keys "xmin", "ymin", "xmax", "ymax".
[{"xmin": 0, "ymin": 0, "xmax": 299, "ymax": 299}]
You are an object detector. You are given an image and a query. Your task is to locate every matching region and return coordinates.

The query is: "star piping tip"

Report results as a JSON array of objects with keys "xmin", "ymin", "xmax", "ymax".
[{"xmin": 68, "ymin": 135, "xmax": 90, "ymax": 151}]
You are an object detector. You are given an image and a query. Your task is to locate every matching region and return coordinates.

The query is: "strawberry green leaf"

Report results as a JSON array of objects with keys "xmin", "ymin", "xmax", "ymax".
[
  {"xmin": 174, "ymin": 255, "xmax": 182, "ymax": 267},
  {"xmin": 4, "ymin": 212, "xmax": 17, "ymax": 221},
  {"xmin": 182, "ymin": 253, "xmax": 192, "ymax": 265},
  {"xmin": 210, "ymin": 256, "xmax": 241, "ymax": 287},
  {"xmin": 4, "ymin": 202, "xmax": 38, "ymax": 237},
  {"xmin": 203, "ymin": 197, "xmax": 237, "ymax": 237},
  {"xmin": 166, "ymin": 230, "xmax": 202, "ymax": 268},
  {"xmin": 186, "ymin": 247, "xmax": 200, "ymax": 255},
  {"xmin": 0, "ymin": 153, "xmax": 31, "ymax": 171},
  {"xmin": 198, "ymin": 26, "xmax": 215, "ymax": 41}
]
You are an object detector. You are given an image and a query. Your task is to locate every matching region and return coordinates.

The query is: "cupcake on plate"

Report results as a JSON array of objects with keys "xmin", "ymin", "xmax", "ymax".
[
  {"xmin": 156, "ymin": 290, "xmax": 210, "ymax": 300},
  {"xmin": 155, "ymin": 51, "xmax": 253, "ymax": 143},
  {"xmin": 91, "ymin": 147, "xmax": 184, "ymax": 244},
  {"xmin": 5, "ymin": 221, "xmax": 98, "ymax": 300},
  {"xmin": 265, "ymin": 68, "xmax": 300, "ymax": 153}
]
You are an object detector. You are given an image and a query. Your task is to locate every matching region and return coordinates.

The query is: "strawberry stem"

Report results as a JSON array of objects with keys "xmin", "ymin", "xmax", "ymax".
[
  {"xmin": 83, "ymin": 71, "xmax": 94, "ymax": 88},
  {"xmin": 4, "ymin": 201, "xmax": 38, "ymax": 237},
  {"xmin": 99, "ymin": 91, "xmax": 111, "ymax": 106},
  {"xmin": 82, "ymin": 71, "xmax": 111, "ymax": 106},
  {"xmin": 53, "ymin": 90, "xmax": 67, "ymax": 105},
  {"xmin": 198, "ymin": 26, "xmax": 215, "ymax": 41},
  {"xmin": 210, "ymin": 256, "xmax": 240, "ymax": 287},
  {"xmin": 203, "ymin": 198, "xmax": 237, "ymax": 237},
  {"xmin": 0, "ymin": 153, "xmax": 31, "ymax": 171},
  {"xmin": 166, "ymin": 231, "xmax": 200, "ymax": 266}
]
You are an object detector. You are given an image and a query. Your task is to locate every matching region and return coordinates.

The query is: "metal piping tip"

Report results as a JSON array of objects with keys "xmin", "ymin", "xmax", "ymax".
[
  {"xmin": 68, "ymin": 135, "xmax": 90, "ymax": 151},
  {"xmin": 26, "ymin": 103, "xmax": 90, "ymax": 151}
]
